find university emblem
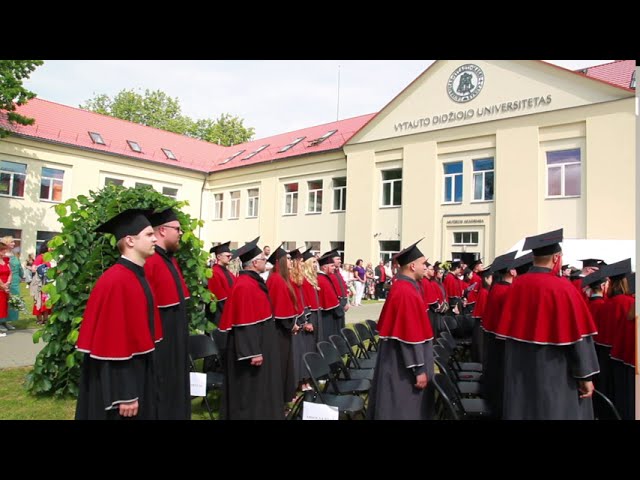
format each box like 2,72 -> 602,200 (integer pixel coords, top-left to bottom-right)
447,64 -> 485,103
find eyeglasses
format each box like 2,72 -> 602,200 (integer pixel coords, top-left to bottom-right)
163,225 -> 183,234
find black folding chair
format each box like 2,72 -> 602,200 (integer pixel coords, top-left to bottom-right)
188,334 -> 224,420
365,319 -> 379,337
434,355 -> 482,398
433,373 -> 461,420
342,327 -> 378,361
593,389 -> 621,420
317,341 -> 374,382
329,334 -> 376,370
438,334 -> 483,372
432,369 -> 492,419
354,322 -> 378,352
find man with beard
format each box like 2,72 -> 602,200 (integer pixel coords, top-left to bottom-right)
76,209 -> 162,420
145,207 -> 191,420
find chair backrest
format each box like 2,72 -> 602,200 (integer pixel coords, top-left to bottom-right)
593,389 -> 621,420
317,341 -> 350,379
436,337 -> 452,354
441,331 -> 458,351
354,323 -> 377,350
303,352 -> 332,401
329,334 -> 362,369
432,373 -> 461,420
210,328 -> 227,355
341,327 -> 369,358
188,334 -> 219,361
365,319 -> 378,335
433,343 -> 450,362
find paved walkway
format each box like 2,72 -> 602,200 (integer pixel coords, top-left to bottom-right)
0,302 -> 384,370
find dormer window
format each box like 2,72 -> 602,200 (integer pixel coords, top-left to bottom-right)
162,148 -> 177,160
88,131 -> 105,145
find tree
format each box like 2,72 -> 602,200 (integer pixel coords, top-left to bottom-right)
26,184 -> 216,397
81,88 -> 254,145
0,60 -> 44,138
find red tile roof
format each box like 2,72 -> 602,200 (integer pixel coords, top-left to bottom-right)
2,98 -> 373,173
579,60 -> 636,90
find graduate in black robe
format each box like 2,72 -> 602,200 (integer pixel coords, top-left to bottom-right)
75,209 -> 163,420
367,239 -> 435,420
218,237 -> 283,420
494,229 -> 600,420
145,208 -> 192,420
207,241 -> 236,326
317,250 -> 346,342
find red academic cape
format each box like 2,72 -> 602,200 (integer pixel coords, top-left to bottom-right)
301,278 -> 319,311
208,263 -> 236,302
378,276 -> 434,344
466,272 -> 482,304
77,261 -> 163,359
472,286 -> 489,319
587,296 -> 607,346
571,277 -> 589,303
218,271 -> 272,332
330,270 -> 348,298
607,294 -> 635,367
443,273 -> 462,301
420,277 -> 439,307
494,270 -> 597,344
481,282 -> 512,334
266,271 -> 299,319
144,249 -> 190,308
317,272 -> 340,310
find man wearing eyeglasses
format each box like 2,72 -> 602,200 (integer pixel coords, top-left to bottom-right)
144,207 -> 192,420
207,241 -> 237,326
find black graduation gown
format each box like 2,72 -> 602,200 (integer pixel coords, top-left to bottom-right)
220,271 -> 283,420
144,246 -> 191,420
75,258 -> 161,420
317,272 -> 345,342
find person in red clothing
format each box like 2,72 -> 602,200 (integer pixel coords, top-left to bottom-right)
374,260 -> 387,300
75,208 -> 162,420
144,207 -> 192,420
494,228 -> 599,420
0,241 -> 12,334
207,241 -> 236,326
31,241 -> 53,325
316,250 -> 346,342
367,238 -> 435,420
571,258 -> 603,303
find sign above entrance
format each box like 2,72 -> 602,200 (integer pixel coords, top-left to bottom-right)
447,64 -> 485,103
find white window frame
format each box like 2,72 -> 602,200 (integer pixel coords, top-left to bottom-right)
283,183 -> 298,216
40,167 -> 65,202
452,231 -> 479,246
443,162 -> 463,204
545,149 -> 581,199
332,177 -> 346,212
0,160 -> 27,198
380,169 -> 402,207
162,186 -> 179,199
229,191 -> 240,219
247,188 -> 259,218
471,158 -> 494,202
307,180 -> 323,214
213,193 -> 224,220
104,177 -> 125,187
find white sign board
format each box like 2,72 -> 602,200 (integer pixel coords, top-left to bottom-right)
302,401 -> 339,420
189,372 -> 207,397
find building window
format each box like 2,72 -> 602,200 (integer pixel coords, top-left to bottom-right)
443,162 -> 463,203
284,183 -> 298,215
213,193 -> 223,220
0,160 -> 27,198
36,230 -> 58,254
135,182 -> 153,189
104,177 -> 124,187
282,241 -> 297,252
40,167 -> 65,202
161,148 -> 177,160
127,140 -> 142,153
162,187 -> 178,199
247,188 -> 259,218
472,158 -> 494,202
453,232 -> 479,245
332,177 -> 346,211
279,136 -> 306,153
229,191 -> 240,219
330,241 -> 345,262
0,228 -> 21,251
381,169 -> 402,207
88,131 -> 105,145
307,180 -> 323,214
631,70 -> 636,89
305,241 -> 320,255
546,148 -> 581,197
379,240 -> 400,264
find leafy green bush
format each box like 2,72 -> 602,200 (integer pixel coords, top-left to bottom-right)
26,184 -> 215,397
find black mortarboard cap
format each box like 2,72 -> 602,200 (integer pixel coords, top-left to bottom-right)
604,258 -> 632,280
580,258 -> 603,268
468,257 -> 483,270
460,252 -> 476,266
267,243 -> 287,266
512,252 -> 533,275
480,265 -> 493,277
491,251 -> 518,273
147,207 -> 178,227
210,241 -> 231,255
433,261 -> 442,271
235,236 -> 262,264
94,208 -> 152,241
562,264 -> 570,270
289,246 -> 303,261
522,228 -> 563,256
582,268 -> 609,288
626,272 -> 635,294
393,238 -> 425,267
318,249 -> 338,266
302,247 -> 315,262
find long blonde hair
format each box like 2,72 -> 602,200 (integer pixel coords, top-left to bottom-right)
302,257 -> 319,290
290,258 -> 304,286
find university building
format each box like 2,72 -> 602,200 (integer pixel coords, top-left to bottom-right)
0,60 -> 636,265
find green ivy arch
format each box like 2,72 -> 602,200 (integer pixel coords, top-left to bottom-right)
27,184 -> 215,397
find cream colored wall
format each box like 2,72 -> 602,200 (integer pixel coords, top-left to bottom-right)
0,137 -> 204,256
203,153 -> 348,254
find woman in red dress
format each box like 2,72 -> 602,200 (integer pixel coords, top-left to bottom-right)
31,241 -> 53,324
0,241 -> 12,327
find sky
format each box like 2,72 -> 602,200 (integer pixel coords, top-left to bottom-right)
24,60 -> 614,140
